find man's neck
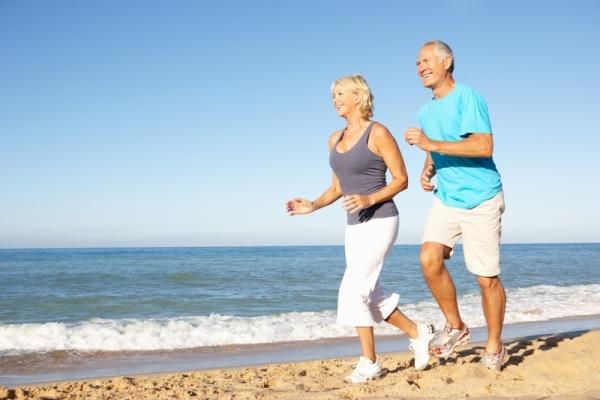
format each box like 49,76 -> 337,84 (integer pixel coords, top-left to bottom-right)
432,75 -> 456,99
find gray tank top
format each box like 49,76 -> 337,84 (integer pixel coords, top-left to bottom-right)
329,122 -> 399,225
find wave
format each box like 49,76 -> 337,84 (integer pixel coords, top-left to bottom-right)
1,284 -> 599,355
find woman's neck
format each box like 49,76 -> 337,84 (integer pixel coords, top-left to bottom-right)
344,115 -> 369,132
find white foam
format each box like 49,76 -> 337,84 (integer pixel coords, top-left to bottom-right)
1,284 -> 599,355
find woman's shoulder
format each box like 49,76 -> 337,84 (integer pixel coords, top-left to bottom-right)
328,129 -> 344,149
370,121 -> 392,139
329,129 -> 344,140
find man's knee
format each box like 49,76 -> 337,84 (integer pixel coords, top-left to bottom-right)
477,275 -> 502,291
420,243 -> 449,276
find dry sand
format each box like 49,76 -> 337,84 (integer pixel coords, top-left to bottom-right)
1,330 -> 599,400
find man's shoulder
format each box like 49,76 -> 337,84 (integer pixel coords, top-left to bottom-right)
455,82 -> 475,92
455,83 -> 487,102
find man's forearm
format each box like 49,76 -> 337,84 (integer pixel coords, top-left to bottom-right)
429,134 -> 493,158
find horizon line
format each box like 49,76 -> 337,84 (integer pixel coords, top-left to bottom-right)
1,241 -> 598,251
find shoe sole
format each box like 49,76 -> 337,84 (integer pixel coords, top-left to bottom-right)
414,360 -> 429,372
344,369 -> 388,384
430,331 -> 472,358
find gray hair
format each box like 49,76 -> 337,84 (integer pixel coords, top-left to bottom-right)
424,40 -> 455,73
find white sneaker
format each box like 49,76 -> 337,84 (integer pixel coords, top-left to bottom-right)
409,324 -> 435,371
480,345 -> 508,371
429,321 -> 471,358
344,356 -> 384,384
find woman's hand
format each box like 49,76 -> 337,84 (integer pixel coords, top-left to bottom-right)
285,198 -> 314,215
342,194 -> 373,214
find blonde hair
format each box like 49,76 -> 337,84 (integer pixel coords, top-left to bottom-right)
331,74 -> 374,119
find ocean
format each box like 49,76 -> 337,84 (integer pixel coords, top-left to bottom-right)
1,243 -> 599,383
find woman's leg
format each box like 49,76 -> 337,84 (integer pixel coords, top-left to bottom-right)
338,217 -> 400,327
385,308 -> 417,339
356,327 -> 376,361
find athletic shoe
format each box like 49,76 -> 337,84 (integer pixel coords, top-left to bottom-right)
480,345 -> 508,371
408,324 -> 436,371
429,321 -> 471,358
344,356 -> 384,384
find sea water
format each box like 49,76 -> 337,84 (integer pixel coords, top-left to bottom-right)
1,243 -> 599,355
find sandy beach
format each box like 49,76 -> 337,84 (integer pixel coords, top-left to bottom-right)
1,329 -> 599,400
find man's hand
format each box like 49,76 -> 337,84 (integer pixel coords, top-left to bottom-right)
404,127 -> 433,152
421,164 -> 436,192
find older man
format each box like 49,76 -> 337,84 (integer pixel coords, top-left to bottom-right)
405,40 -> 507,371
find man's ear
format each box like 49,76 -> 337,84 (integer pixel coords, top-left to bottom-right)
443,56 -> 453,72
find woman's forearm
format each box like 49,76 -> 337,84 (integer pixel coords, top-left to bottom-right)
366,176 -> 408,206
311,186 -> 343,211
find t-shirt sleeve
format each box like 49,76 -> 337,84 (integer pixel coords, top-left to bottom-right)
417,105 -> 426,130
459,89 -> 492,137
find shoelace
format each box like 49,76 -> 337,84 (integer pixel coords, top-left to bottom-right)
483,349 -> 503,363
433,327 -> 460,352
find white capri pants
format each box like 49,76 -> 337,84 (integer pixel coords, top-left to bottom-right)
337,215 -> 400,327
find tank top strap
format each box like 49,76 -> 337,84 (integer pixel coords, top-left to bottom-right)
335,128 -> 346,145
335,121 -> 375,150
360,121 -> 376,146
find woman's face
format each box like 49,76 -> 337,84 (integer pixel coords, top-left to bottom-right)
332,85 -> 358,117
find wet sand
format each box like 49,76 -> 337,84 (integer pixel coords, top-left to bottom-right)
1,328 -> 599,399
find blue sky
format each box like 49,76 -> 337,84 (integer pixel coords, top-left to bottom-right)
1,0 -> 599,248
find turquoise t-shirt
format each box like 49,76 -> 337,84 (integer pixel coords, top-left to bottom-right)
418,83 -> 502,209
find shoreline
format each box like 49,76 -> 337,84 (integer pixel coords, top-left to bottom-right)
1,326 -> 599,399
2,314 -> 600,388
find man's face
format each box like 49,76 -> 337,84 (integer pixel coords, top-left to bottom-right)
416,44 -> 449,89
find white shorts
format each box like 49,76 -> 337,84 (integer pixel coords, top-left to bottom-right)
422,192 -> 505,277
337,216 -> 400,327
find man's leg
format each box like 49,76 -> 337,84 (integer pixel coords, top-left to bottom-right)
461,193 -> 506,354
477,275 -> 506,353
420,242 -> 464,329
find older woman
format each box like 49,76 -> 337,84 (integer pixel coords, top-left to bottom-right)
286,75 -> 435,383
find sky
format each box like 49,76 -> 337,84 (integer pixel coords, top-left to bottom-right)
1,0 -> 599,248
